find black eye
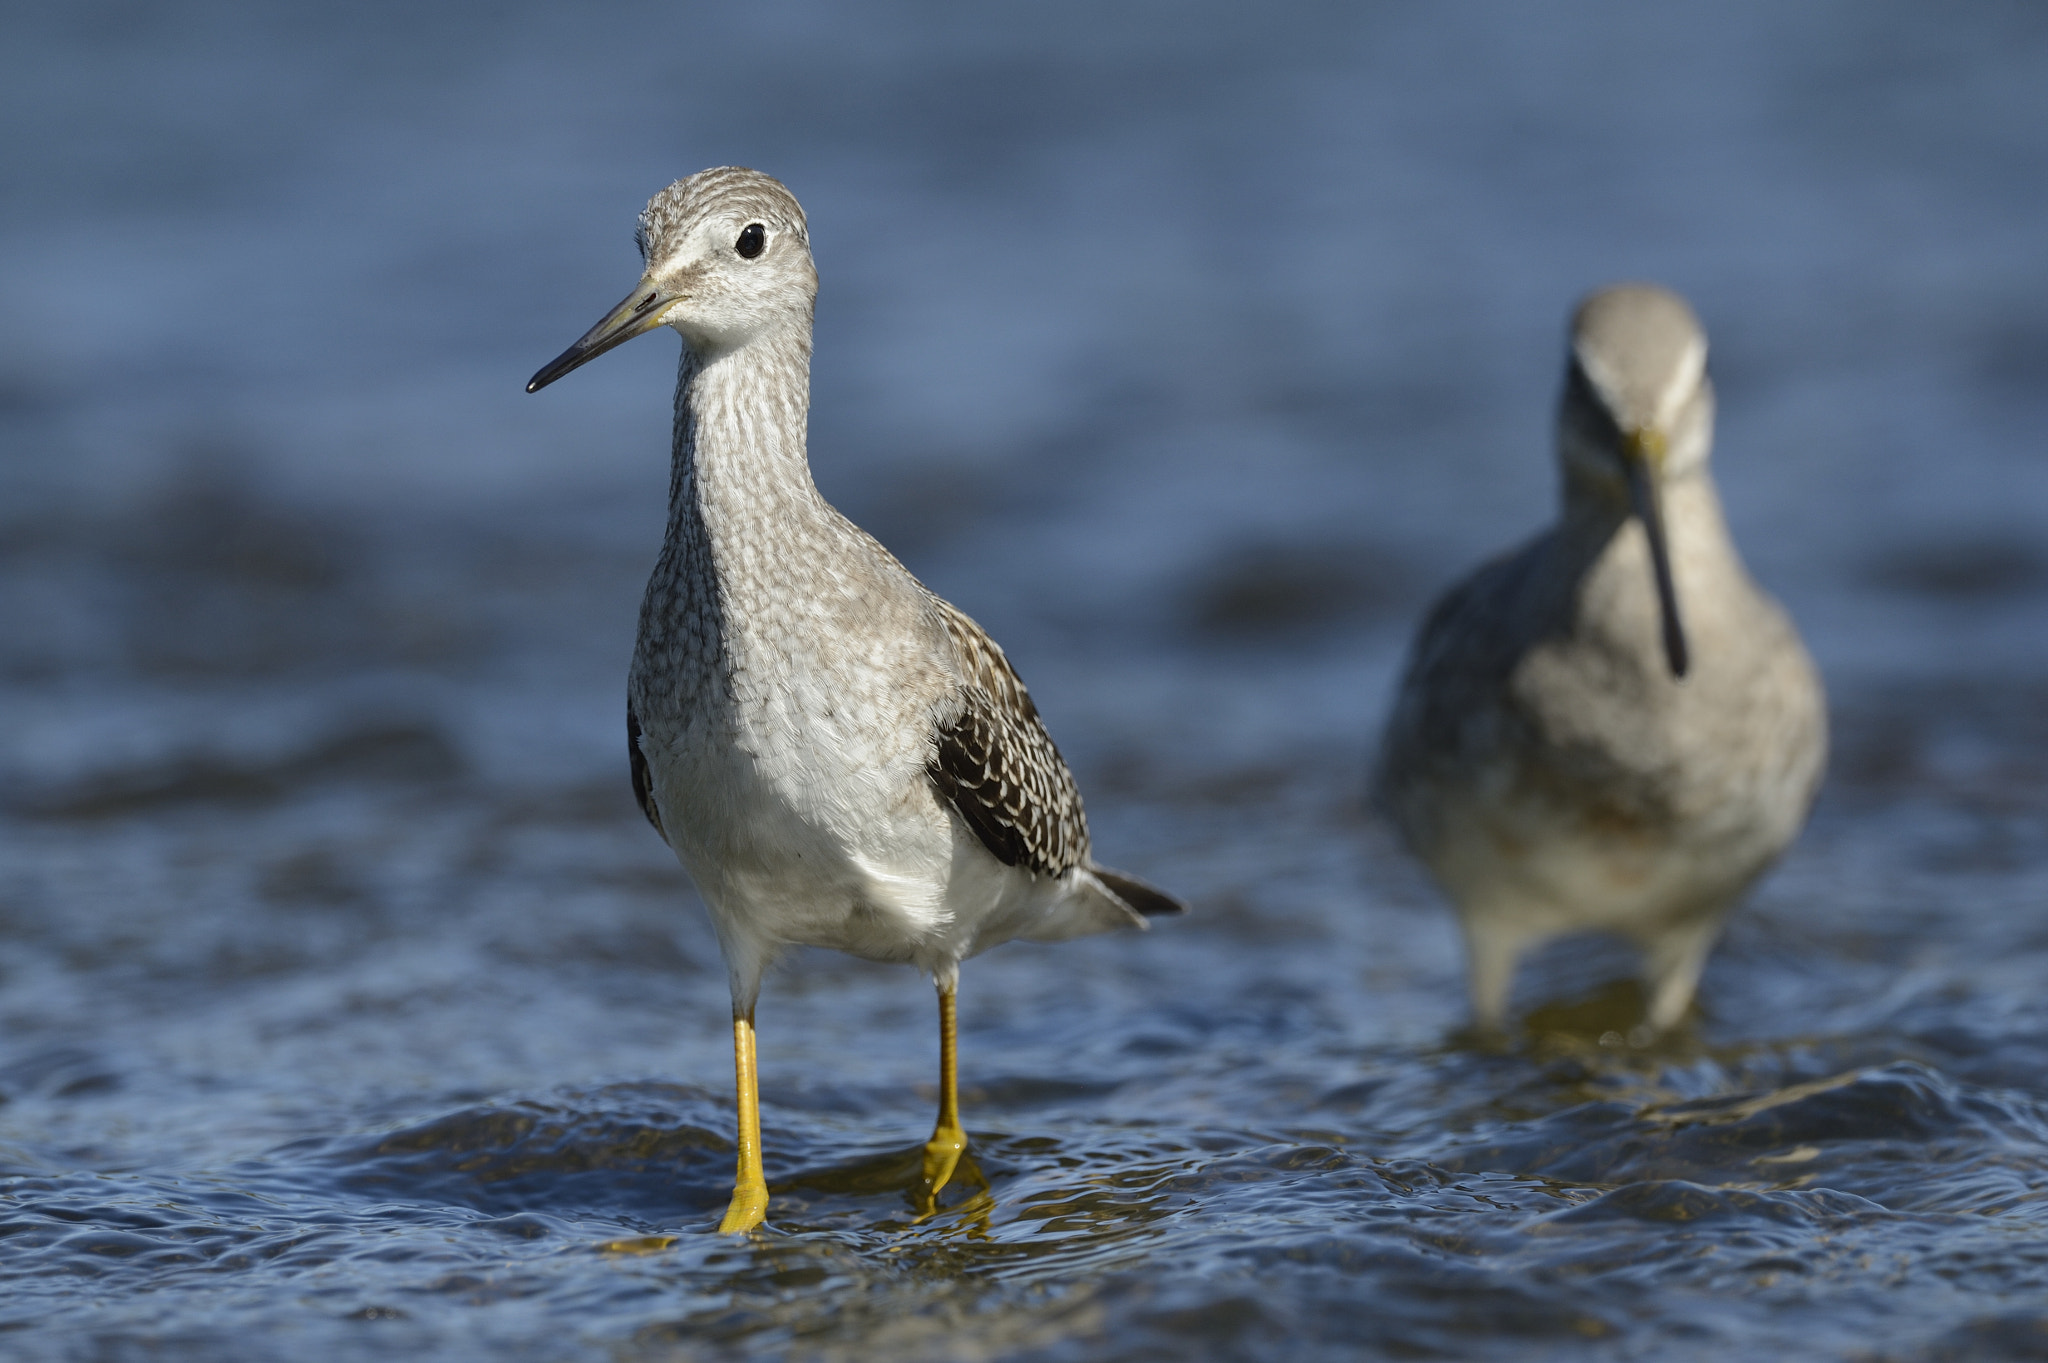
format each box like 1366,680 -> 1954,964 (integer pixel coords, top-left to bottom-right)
735,223 -> 766,259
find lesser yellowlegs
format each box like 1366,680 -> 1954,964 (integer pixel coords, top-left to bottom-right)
527,167 -> 1182,1232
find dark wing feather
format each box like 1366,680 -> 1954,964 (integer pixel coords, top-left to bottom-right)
926,602 -> 1090,877
627,700 -> 667,843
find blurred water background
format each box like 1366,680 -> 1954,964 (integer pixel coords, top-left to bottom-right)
3,2 -> 2048,1358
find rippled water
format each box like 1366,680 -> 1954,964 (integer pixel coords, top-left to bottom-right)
5,3 -> 2048,1359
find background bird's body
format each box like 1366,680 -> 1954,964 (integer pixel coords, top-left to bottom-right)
1376,285 -> 1826,1032
1380,475 -> 1825,1024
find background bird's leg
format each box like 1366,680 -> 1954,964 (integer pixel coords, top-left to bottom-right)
1643,916 -> 1720,1033
719,1008 -> 769,1234
916,974 -> 968,1213
1462,913 -> 1531,1036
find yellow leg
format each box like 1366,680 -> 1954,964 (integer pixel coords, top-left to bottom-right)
718,1011 -> 769,1234
915,982 -> 968,1214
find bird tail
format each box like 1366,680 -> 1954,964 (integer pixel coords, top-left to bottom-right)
1016,866 -> 1186,941
1090,866 -> 1187,919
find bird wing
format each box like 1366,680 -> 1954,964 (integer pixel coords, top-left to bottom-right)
1388,540 -> 1547,748
626,700 -> 667,843
1373,539 -> 1547,826
925,600 -> 1091,877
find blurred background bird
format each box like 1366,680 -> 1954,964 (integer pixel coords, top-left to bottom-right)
1375,284 -> 1827,1034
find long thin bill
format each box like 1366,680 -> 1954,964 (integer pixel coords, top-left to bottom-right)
1625,456 -> 1690,679
526,282 -> 673,393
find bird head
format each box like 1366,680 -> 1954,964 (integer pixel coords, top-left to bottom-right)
1556,284 -> 1714,678
527,167 -> 815,392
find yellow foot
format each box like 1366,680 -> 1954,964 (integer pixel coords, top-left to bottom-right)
717,1180 -> 769,1235
915,1125 -> 968,1215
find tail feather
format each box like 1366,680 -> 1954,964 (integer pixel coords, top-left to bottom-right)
1092,867 -> 1186,918
1016,867 -> 1186,943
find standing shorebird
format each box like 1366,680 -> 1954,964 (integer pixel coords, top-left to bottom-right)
526,168 -> 1182,1234
1374,284 -> 1825,1035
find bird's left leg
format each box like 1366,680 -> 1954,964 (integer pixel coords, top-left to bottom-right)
915,972 -> 968,1213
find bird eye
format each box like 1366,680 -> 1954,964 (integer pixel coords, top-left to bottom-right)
735,223 -> 766,259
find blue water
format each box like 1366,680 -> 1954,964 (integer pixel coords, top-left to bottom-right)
4,3 -> 2048,1358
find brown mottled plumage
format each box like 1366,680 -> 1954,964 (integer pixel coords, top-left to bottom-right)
927,600 -> 1089,878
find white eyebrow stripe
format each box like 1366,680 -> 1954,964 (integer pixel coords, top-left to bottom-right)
1653,336 -> 1707,425
1572,344 -> 1623,407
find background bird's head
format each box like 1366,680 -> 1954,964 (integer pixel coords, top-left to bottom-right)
1557,283 -> 1712,678
1557,283 -> 1715,497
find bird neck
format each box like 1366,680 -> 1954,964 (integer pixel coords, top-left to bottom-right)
1552,459 -> 1745,614
1557,462 -> 1724,546
667,325 -> 824,542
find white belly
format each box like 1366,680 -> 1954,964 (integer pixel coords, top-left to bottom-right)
640,685 -> 955,953
1415,766 -> 1798,946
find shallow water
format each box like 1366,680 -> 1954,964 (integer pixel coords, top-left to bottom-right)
5,4 -> 2048,1359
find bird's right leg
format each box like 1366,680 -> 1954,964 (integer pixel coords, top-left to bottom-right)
719,1008 -> 769,1234
1643,917 -> 1721,1033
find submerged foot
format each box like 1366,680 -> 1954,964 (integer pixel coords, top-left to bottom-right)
718,1179 -> 769,1235
914,1125 -> 968,1216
